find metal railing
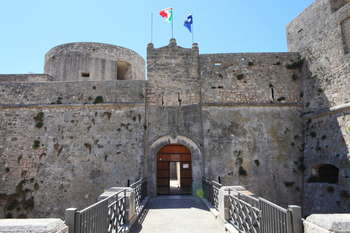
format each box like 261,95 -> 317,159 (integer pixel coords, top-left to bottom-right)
202,177 -> 222,210
260,198 -> 292,233
227,191 -> 261,233
130,178 -> 147,214
66,189 -> 128,233
227,190 -> 302,233
107,190 -> 128,233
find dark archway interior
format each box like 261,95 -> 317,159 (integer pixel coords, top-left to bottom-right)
116,61 -> 131,80
307,164 -> 339,184
157,144 -> 192,195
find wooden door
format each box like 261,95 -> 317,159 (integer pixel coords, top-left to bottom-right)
180,162 -> 192,194
157,160 -> 170,195
157,144 -> 192,195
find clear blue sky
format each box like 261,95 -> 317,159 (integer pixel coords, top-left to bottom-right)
0,0 -> 314,74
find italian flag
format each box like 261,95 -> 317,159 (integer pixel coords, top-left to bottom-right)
160,8 -> 173,23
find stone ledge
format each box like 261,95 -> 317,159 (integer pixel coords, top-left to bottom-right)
304,103 -> 350,119
202,102 -> 303,108
0,102 -> 145,110
304,214 -> 350,233
0,218 -> 68,233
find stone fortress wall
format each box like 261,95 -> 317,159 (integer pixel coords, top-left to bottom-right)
0,0 -> 349,219
145,40 -> 203,196
199,52 -> 304,207
287,0 -> 350,215
0,43 -> 146,218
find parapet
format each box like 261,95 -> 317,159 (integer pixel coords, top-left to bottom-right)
44,42 -> 145,81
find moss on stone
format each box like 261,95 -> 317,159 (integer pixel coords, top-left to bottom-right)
33,112 -> 44,128
32,140 -> 40,149
93,96 -> 104,104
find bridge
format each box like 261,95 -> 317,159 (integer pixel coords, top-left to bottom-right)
65,178 -> 303,233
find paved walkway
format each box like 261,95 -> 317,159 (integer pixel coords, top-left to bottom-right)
130,195 -> 226,233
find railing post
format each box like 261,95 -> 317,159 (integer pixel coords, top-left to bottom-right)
288,205 -> 302,233
224,193 -> 230,221
65,208 -> 77,233
125,187 -> 136,224
124,190 -> 128,224
209,181 -> 214,206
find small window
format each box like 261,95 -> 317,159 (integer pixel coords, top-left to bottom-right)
81,72 -> 90,78
307,164 -> 339,184
116,61 -> 131,80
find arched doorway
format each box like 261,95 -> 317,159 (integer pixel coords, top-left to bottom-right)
157,144 -> 192,195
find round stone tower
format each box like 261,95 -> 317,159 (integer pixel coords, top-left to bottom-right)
44,42 -> 145,81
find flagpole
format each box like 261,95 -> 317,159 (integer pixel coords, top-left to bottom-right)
151,12 -> 154,43
192,15 -> 194,43
171,9 -> 174,38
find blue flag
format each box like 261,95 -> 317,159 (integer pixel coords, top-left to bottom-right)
184,14 -> 193,32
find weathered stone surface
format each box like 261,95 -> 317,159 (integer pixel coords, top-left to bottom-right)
0,105 -> 145,218
2,0 -> 350,219
0,80 -> 146,105
0,218 -> 67,233
288,0 -> 350,111
288,0 -> 350,215
203,106 -> 304,207
45,42 -> 145,81
304,214 -> 350,233
0,74 -> 54,83
200,53 -> 302,104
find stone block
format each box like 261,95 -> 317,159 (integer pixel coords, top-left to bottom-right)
304,214 -> 350,233
0,219 -> 67,233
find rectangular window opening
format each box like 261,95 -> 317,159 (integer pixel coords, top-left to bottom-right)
81,72 -> 90,78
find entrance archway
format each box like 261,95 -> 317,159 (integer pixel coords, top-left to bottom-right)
147,135 -> 203,197
157,144 -> 192,195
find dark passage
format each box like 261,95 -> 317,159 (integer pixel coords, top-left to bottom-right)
157,144 -> 192,195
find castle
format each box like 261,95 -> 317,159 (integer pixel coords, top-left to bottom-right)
0,0 -> 349,219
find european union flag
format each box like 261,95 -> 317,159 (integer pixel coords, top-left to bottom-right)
184,14 -> 193,33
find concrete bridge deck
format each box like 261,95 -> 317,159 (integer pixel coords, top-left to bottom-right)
130,195 -> 226,233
